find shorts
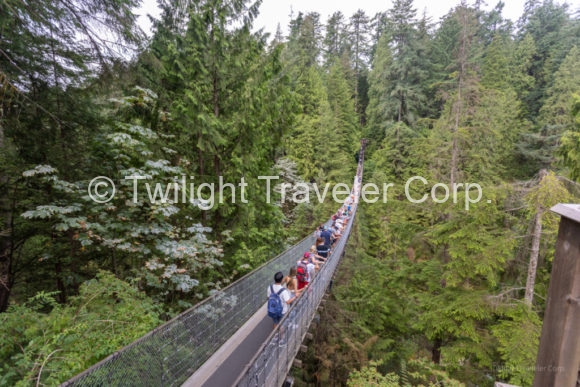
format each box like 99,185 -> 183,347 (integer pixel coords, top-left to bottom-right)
271,315 -> 282,324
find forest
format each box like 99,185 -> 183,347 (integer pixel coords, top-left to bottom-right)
1,0 -> 580,385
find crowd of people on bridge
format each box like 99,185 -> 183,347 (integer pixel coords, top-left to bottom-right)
267,184 -> 361,328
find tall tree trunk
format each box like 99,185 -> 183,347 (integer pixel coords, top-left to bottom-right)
398,91 -> 403,122
0,108 -> 14,313
55,255 -> 67,304
450,6 -> 471,189
524,208 -> 543,306
450,56 -> 463,189
432,337 -> 442,364
0,195 -> 13,312
525,169 -> 548,306
198,138 -> 206,223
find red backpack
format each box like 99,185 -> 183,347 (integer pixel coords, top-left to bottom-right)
296,261 -> 309,289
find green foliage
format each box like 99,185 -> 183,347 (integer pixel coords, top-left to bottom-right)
385,0 -> 429,125
518,0 -> 577,117
538,45 -> 580,127
491,304 -> 541,386
365,32 -> 394,145
559,95 -> 580,180
347,361 -> 400,387
20,88 -> 225,306
509,34 -> 537,108
481,34 -> 511,90
0,271 -> 160,385
323,12 -> 349,68
526,171 -> 572,219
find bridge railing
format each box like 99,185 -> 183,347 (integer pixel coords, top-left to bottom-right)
233,146 -> 364,387
63,228 -> 318,386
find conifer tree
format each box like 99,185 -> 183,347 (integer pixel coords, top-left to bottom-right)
287,12 -> 323,68
384,0 -> 428,125
538,45 -> 580,127
518,45 -> 580,173
427,4 -> 482,187
518,0 -> 575,117
509,33 -> 537,111
366,33 -> 394,146
559,96 -> 580,181
0,0 -> 144,313
348,10 -> 371,123
481,34 -> 511,90
323,12 -> 348,68
523,170 -> 570,306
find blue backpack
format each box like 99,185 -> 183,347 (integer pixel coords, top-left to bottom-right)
267,284 -> 285,319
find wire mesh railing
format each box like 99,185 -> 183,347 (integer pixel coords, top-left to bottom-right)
62,233 -> 317,386
233,143 -> 365,387
62,142 -> 366,387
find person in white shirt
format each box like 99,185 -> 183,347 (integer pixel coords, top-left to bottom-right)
267,271 -> 297,327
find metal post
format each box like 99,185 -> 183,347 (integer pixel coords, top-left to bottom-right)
533,203 -> 580,387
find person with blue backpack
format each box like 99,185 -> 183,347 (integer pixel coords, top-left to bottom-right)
267,271 -> 298,328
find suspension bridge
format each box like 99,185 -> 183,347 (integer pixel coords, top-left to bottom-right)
61,143 -> 366,387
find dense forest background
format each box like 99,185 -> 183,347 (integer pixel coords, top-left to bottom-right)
1,0 -> 580,385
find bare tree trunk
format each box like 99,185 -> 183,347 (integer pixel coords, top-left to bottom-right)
0,201 -> 13,312
450,48 -> 464,189
525,169 -> 548,306
524,208 -> 543,306
0,106 -> 14,312
0,185 -> 15,312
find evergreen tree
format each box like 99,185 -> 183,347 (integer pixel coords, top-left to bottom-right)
518,0 -> 575,118
523,170 -> 570,306
287,12 -> 324,68
368,11 -> 389,62
348,10 -> 371,123
478,1 -> 513,45
325,62 -> 361,180
538,45 -> 580,127
509,33 -> 537,110
0,0 -> 143,313
481,34 -> 511,90
384,0 -> 428,125
366,33 -> 394,146
518,45 -> 580,173
428,4 -> 482,187
559,95 -> 580,180
323,12 -> 348,68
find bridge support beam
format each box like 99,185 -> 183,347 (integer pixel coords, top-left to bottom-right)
533,204 -> 580,386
